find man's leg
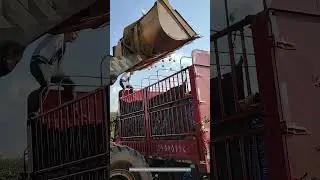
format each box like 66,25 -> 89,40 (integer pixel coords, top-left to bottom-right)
29,61 -> 50,115
30,61 -> 50,88
119,79 -> 125,90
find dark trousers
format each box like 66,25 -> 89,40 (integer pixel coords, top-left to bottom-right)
30,60 -> 74,91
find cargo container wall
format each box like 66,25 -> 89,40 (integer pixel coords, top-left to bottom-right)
252,9 -> 320,179
211,7 -> 320,180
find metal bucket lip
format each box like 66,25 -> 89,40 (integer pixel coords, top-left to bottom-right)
137,0 -> 198,41
115,0 -> 200,72
127,0 -> 199,71
127,39 -> 197,72
156,0 -> 198,41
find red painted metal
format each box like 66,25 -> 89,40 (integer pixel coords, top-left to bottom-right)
118,50 -> 210,174
28,87 -> 108,179
211,6 -> 320,180
41,89 -> 104,129
265,9 -> 320,179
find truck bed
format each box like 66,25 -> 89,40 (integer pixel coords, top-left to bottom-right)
118,50 -> 210,174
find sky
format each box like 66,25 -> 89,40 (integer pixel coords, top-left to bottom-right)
109,0 -> 210,112
0,0 -> 266,158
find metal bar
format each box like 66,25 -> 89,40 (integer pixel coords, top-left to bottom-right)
120,136 -> 146,139
71,103 -> 76,161
38,88 -> 104,116
93,93 -> 98,154
147,66 -> 191,88
51,113 -> 57,166
213,39 -> 226,121
79,101 -> 83,158
211,15 -> 255,40
65,106 -> 70,162
170,106 -> 176,134
47,166 -> 106,180
240,28 -> 252,96
239,137 -> 248,180
32,151 -> 106,173
226,21 -> 240,114
45,115 -> 51,167
225,140 -> 233,180
57,110 -> 62,164
168,76 -> 173,102
211,64 -> 256,68
211,51 -> 255,56
100,54 -> 108,86
151,132 -> 195,137
148,96 -> 192,110
86,97 -> 90,156
252,137 -> 261,180
176,73 -> 181,100
211,29 -> 253,38
212,128 -> 264,142
164,78 -> 169,105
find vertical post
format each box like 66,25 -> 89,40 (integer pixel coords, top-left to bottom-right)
213,39 -> 225,121
224,0 -> 239,113
100,54 -> 107,86
102,86 -> 110,178
240,28 -> 252,96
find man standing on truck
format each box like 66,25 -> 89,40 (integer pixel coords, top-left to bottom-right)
119,71 -> 134,93
27,32 -> 78,117
29,32 -> 78,98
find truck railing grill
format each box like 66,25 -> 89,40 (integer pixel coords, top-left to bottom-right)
120,114 -> 145,138
117,50 -> 210,173
28,86 -> 109,179
149,100 -> 194,136
211,15 -> 267,180
118,67 -> 195,139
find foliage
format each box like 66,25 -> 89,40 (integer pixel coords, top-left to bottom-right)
0,158 -> 24,180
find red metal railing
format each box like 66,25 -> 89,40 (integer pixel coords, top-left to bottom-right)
28,86 -> 109,179
147,68 -> 194,137
118,50 -> 210,173
211,14 -> 271,180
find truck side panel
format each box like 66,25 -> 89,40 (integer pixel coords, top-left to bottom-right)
118,50 -> 211,174
28,87 -> 109,179
270,10 -> 320,179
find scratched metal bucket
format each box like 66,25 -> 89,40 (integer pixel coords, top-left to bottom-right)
113,0 -> 199,71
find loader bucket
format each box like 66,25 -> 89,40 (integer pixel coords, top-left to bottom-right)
113,0 -> 199,72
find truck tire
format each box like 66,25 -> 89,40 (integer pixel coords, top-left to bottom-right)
110,143 -> 152,180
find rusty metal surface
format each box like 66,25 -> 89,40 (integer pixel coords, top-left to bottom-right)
268,9 -> 320,179
267,0 -> 320,15
211,8 -> 320,180
250,11 -> 289,180
113,0 -> 199,72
